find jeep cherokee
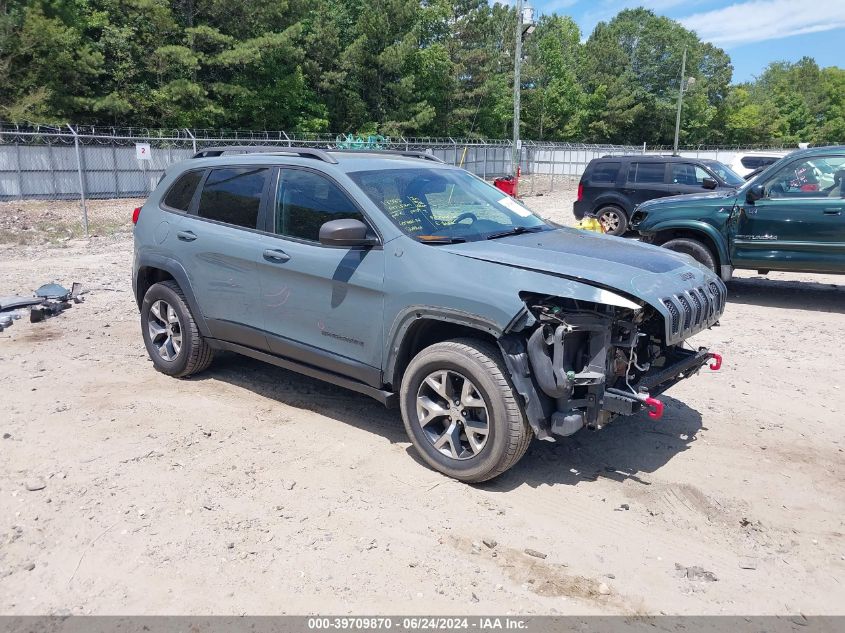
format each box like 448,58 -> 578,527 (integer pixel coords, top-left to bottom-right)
133,146 -> 725,482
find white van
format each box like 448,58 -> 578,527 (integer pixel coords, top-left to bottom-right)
729,150 -> 790,177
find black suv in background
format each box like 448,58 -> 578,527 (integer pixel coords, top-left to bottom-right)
572,155 -> 744,235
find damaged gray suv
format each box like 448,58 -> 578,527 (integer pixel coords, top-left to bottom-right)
133,146 -> 725,482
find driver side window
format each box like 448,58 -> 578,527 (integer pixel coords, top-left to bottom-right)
764,156 -> 845,199
275,169 -> 365,242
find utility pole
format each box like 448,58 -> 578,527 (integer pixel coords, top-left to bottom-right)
673,46 -> 688,156
512,0 -> 524,195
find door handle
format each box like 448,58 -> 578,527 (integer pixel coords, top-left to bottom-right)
823,208 -> 842,216
176,230 -> 197,242
263,248 -> 290,263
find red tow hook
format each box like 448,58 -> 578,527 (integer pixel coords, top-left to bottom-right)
635,393 -> 664,420
708,353 -> 723,371
645,397 -> 664,420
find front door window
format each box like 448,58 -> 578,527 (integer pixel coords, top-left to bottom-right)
764,156 -> 845,198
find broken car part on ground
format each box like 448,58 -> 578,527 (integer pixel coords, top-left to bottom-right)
0,282 -> 83,332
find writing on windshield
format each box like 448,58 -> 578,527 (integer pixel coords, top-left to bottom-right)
349,168 -> 547,243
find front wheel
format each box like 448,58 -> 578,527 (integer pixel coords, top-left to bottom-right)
662,238 -> 717,273
399,338 -> 533,483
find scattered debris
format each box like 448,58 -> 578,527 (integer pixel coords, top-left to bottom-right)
738,557 -> 758,570
25,478 -> 47,492
675,562 -> 718,582
0,281 -> 83,331
524,548 -> 547,559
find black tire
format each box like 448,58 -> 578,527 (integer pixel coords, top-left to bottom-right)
141,280 -> 213,378
662,238 -> 717,272
596,205 -> 628,236
399,338 -> 533,483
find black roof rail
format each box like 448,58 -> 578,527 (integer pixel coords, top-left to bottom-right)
600,153 -> 683,159
192,145 -> 338,164
327,148 -> 446,163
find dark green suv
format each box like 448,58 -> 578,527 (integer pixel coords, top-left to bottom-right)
632,146 -> 845,281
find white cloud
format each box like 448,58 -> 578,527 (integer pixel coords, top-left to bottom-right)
681,0 -> 845,47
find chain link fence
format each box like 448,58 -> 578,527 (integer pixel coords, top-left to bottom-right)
0,122 -> 808,237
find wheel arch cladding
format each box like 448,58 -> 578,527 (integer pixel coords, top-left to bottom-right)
135,254 -> 211,338
386,308 -> 502,391
651,221 -> 728,268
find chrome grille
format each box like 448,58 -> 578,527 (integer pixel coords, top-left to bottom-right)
662,299 -> 680,333
660,280 -> 725,343
689,291 -> 702,323
708,281 -> 724,312
677,295 -> 692,330
696,287 -> 712,319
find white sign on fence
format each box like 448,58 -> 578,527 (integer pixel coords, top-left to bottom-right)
135,143 -> 151,160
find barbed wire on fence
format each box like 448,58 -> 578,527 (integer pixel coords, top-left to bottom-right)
1,120 -> 840,237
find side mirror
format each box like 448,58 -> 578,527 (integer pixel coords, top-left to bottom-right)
746,184 -> 765,203
318,218 -> 377,247
702,177 -> 718,190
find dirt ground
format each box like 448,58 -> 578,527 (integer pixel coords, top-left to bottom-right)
0,190 -> 843,616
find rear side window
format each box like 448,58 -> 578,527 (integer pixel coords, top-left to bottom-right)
670,163 -> 709,185
163,170 -> 203,211
741,156 -> 778,170
275,169 -> 364,242
196,167 -> 269,229
590,162 -> 620,183
627,162 -> 665,184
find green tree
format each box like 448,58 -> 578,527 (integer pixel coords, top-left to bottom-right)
521,14 -> 584,140
581,8 -> 732,145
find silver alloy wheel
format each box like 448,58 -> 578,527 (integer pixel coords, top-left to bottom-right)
147,299 -> 183,361
599,209 -> 621,233
416,369 -> 490,460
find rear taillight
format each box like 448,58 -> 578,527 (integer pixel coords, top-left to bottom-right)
577,182 -> 584,201
132,207 -> 141,224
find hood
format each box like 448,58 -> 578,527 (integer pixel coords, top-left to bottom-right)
441,227 -> 717,308
638,189 -> 737,211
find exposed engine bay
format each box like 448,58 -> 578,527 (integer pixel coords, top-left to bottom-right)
498,293 -> 721,441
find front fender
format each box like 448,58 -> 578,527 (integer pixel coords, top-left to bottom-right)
641,219 -> 731,270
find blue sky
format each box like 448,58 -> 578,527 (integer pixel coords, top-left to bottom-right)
529,0 -> 845,82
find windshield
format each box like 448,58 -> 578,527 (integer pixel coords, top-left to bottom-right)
348,168 -> 549,243
703,160 -> 744,186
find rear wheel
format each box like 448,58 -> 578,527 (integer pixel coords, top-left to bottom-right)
141,281 -> 213,378
596,205 -> 628,236
400,338 -> 532,483
662,238 -> 717,272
